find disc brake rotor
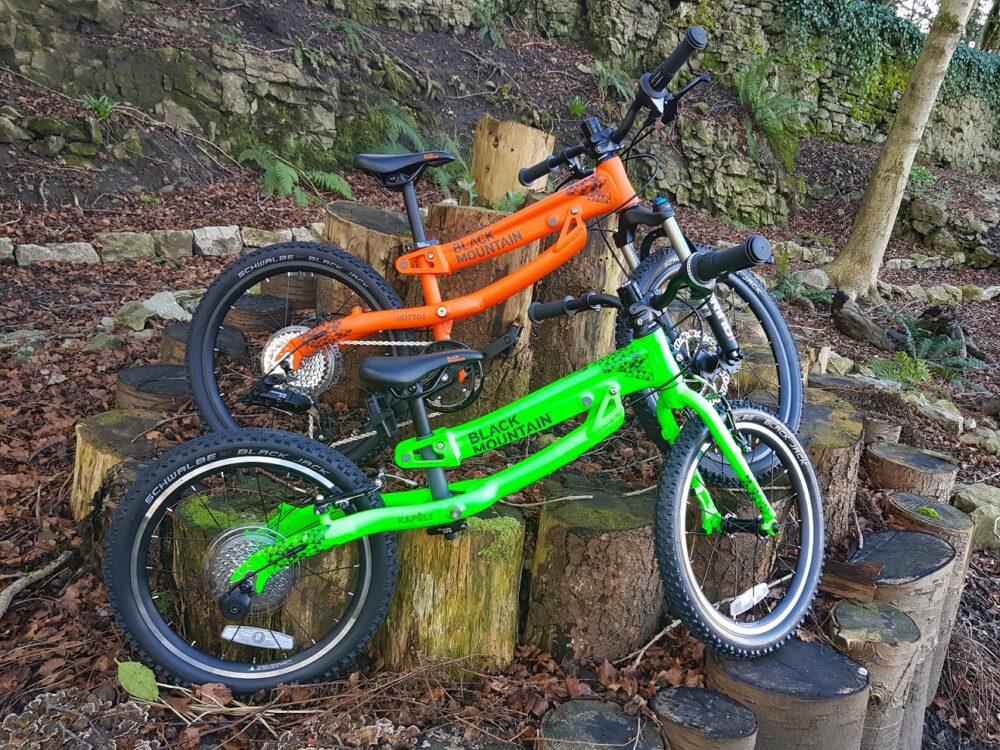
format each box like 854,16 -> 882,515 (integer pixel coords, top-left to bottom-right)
673,330 -> 731,396
203,525 -> 298,615
261,325 -> 342,396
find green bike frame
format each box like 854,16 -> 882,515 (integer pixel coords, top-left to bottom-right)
234,326 -> 778,594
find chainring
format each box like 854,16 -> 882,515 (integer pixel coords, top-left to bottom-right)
260,325 -> 342,396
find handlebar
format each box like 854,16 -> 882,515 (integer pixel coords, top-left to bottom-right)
518,145 -> 587,187
528,292 -> 622,323
648,26 -> 708,91
687,235 -> 773,287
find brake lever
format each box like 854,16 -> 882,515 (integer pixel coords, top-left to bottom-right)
658,74 -> 711,127
567,155 -> 594,179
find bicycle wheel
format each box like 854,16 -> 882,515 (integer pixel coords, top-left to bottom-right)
617,242 -> 802,478
103,428 -> 397,691
654,404 -> 823,656
187,242 -> 414,465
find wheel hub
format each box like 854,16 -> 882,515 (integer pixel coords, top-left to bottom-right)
204,525 -> 298,616
261,325 -> 342,396
673,330 -> 731,396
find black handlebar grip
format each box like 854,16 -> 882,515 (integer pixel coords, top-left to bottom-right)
518,157 -> 556,187
687,235 -> 772,287
648,26 -> 708,91
528,296 -> 574,324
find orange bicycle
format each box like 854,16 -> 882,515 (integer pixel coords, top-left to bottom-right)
186,27 -> 802,468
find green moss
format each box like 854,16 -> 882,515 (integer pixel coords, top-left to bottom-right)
917,505 -> 942,519
470,509 -> 524,562
175,495 -> 254,530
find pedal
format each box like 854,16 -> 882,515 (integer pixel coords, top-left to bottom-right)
427,518 -> 468,540
244,387 -> 314,413
364,392 -> 399,441
481,320 -> 523,362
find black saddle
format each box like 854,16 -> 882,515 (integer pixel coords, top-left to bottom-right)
359,349 -> 483,390
353,151 -> 454,191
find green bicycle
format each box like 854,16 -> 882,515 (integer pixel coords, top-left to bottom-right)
103,238 -> 824,691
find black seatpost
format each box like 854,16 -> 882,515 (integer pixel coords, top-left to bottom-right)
401,182 -> 427,244
409,396 -> 450,500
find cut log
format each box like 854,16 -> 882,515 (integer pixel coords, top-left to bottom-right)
222,294 -> 290,334
71,410 -> 161,521
371,506 -> 525,672
706,637 -> 870,750
799,388 -> 864,545
523,482 -> 663,662
469,115 -> 556,202
260,272 -> 318,312
324,200 -> 411,281
848,529 -> 956,750
538,699 -> 663,750
158,322 -> 246,365
883,493 -> 974,708
861,415 -> 901,445
863,443 -> 958,497
650,686 -> 757,750
115,364 -> 191,412
827,599 -> 921,750
817,559 -> 882,601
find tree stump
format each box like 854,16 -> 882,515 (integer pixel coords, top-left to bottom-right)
158,322 -> 246,365
649,686 -> 758,750
799,388 -> 864,545
324,200 -> 411,281
538,699 -> 663,750
71,410 -> 161,521
883,493 -> 974,707
222,294 -> 290,334
705,637 -> 870,750
417,203 -> 541,417
371,506 -> 525,672
861,415 -> 901,445
523,485 -> 663,662
863,443 -> 958,497
827,600 -> 921,750
115,364 -> 191,412
260,272 -> 318,312
848,529 -> 956,750
470,115 -> 556,202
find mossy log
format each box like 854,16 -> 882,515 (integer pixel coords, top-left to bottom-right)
649,686 -> 757,750
371,506 -> 525,672
523,487 -> 662,662
848,529 -> 956,750
79,458 -> 149,563
538,699 -> 663,750
259,272 -> 318,312
861,415 -> 902,445
863,443 -> 958,498
115,364 -> 191,412
469,115 -> 556,201
799,388 -> 864,545
883,493 -> 974,708
71,410 -> 161,521
222,294 -> 290,334
159,322 -> 247,365
827,599 -> 921,750
323,200 -> 411,282
705,637 -> 870,750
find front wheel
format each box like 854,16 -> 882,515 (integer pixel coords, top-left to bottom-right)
654,405 -> 824,656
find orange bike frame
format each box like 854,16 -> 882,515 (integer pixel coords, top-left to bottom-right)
279,157 -> 639,368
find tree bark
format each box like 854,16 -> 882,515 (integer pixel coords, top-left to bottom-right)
469,115 -> 555,204
115,364 -> 191,412
863,443 -> 959,497
705,638 -> 871,750
824,0 -> 978,299
861,415 -> 902,445
650,686 -> 758,750
978,0 -> 999,50
323,200 -> 412,284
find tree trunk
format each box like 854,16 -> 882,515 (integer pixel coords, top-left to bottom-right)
159,322 -> 246,366
469,115 -> 556,203
523,483 -> 663,662
371,506 -> 525,673
115,364 -> 191,412
978,0 -> 999,50
259,273 -> 318,312
828,600 -> 921,750
863,443 -> 959,497
71,410 -> 161,521
883,493 -> 974,708
861,415 -> 902,445
848,529 -> 957,750
705,637 -> 871,750
223,294 -> 290,334
323,200 -> 412,283
824,0 -> 978,299
650,686 -> 758,750
799,388 -> 864,546
539,699 -> 663,750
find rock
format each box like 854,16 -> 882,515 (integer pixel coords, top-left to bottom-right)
0,330 -> 45,351
0,237 -> 13,263
28,135 -> 66,156
539,699 -> 663,750
111,129 -> 143,162
143,291 -> 193,322
827,353 -> 855,376
15,242 -> 100,266
929,228 -> 961,254
795,267 -> 830,290
900,392 -> 965,434
150,229 -> 193,258
925,285 -> 963,305
172,289 -> 205,315
0,115 -> 31,143
83,332 -> 126,353
831,292 -> 893,351
290,223 -> 325,242
114,301 -> 154,332
909,198 -> 947,228
240,227 -> 293,248
961,285 -> 984,302
193,225 -> 242,256
960,428 -> 1000,455
96,231 -> 156,262
983,286 -> 1000,301
952,485 -> 1000,551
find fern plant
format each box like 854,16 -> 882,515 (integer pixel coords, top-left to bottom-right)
83,93 -> 118,122
491,190 -> 526,213
592,60 -> 633,101
291,36 -> 335,73
733,56 -> 810,172
867,352 -> 932,389
878,313 -> 988,385
239,144 -> 353,205
317,18 -> 366,54
566,95 -> 587,119
769,252 -> 833,310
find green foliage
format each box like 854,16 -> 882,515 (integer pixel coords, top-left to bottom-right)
592,60 -> 633,101
733,56 -> 809,172
218,29 -> 242,48
117,661 -> 159,702
565,95 -> 587,119
291,36 -> 335,72
82,93 -> 118,122
906,165 -> 936,197
491,190 -> 527,213
867,351 -> 932,388
782,0 -> 1000,110
769,252 -> 833,309
239,143 -> 353,205
428,131 -> 474,200
317,18 -> 366,54
879,313 -> 989,383
472,1 -> 506,47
